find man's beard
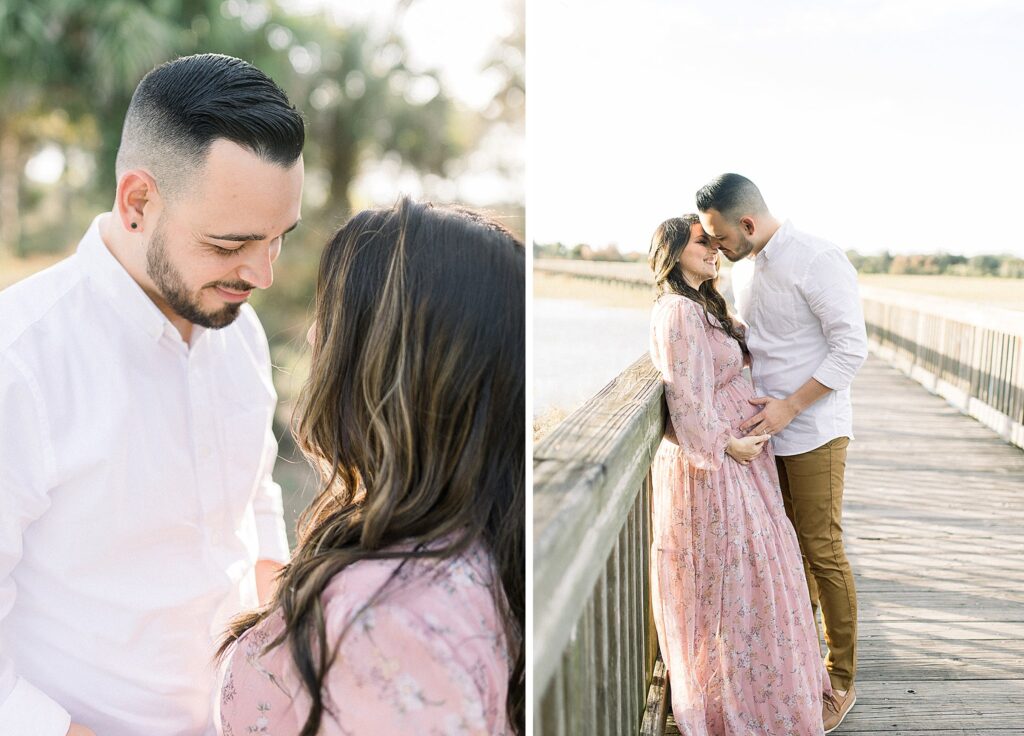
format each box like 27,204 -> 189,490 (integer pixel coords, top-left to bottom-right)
146,225 -> 247,330
722,232 -> 757,262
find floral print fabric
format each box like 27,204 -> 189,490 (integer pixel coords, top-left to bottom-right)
216,545 -> 511,735
649,295 -> 829,735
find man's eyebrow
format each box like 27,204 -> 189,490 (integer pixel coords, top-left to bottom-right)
205,220 -> 301,242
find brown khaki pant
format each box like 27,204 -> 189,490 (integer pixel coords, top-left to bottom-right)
776,436 -> 857,690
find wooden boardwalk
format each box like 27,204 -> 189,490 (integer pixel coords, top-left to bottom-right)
666,355 -> 1024,734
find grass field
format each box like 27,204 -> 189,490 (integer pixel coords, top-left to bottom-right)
534,258 -> 654,282
858,274 -> 1023,310
534,271 -> 656,310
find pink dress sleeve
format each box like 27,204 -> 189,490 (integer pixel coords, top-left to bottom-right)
656,299 -> 732,471
318,600 -> 506,735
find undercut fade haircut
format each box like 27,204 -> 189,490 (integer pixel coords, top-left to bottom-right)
695,173 -> 769,221
115,53 -> 305,201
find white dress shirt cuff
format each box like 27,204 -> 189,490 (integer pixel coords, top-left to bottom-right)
0,677 -> 71,736
255,510 -> 291,564
812,363 -> 851,392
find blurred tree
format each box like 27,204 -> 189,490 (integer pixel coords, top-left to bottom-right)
999,258 -> 1024,278
0,0 -> 61,254
0,0 -> 179,254
482,0 -> 524,124
591,244 -> 623,262
571,243 -> 592,260
296,19 -> 459,214
969,254 -> 1001,276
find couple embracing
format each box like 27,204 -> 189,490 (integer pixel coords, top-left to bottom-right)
648,174 -> 868,735
0,54 -> 524,735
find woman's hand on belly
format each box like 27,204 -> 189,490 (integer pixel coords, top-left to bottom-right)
726,433 -> 771,465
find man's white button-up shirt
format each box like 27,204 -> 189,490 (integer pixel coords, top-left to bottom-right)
730,220 -> 868,456
0,215 -> 290,735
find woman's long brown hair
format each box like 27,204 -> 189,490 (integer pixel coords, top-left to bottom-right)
648,213 -> 747,352
219,197 -> 525,734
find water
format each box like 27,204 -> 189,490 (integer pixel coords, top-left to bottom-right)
533,298 -> 651,416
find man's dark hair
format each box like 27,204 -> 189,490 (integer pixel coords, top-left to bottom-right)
116,53 -> 304,200
695,173 -> 769,220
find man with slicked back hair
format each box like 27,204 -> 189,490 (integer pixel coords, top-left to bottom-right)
0,54 -> 305,736
697,173 -> 868,734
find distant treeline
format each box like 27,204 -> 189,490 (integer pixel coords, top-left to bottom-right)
533,242 -> 1024,278
845,252 -> 1024,278
533,243 -> 646,263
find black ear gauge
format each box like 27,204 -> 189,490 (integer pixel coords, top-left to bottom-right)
131,223 -> 138,229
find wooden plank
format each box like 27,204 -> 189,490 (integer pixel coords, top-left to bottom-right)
639,655 -> 670,736
608,543 -> 625,734
665,682 -> 1024,733
595,567 -> 611,736
538,660 -> 567,736
643,478 -> 659,681
828,679 -> 1024,730
856,638 -> 1024,680
853,593 -> 1024,623
619,512 -> 633,733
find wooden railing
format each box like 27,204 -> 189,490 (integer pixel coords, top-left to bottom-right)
860,285 -> 1024,449
533,354 -> 666,735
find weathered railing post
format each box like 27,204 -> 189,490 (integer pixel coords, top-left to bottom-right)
533,354 -> 667,735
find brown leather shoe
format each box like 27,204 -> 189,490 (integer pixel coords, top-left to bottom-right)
823,684 -> 856,733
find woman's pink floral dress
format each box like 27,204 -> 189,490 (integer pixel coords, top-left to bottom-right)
216,545 -> 511,735
649,294 -> 829,735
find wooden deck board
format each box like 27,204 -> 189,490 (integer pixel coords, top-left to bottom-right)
665,355 -> 1024,735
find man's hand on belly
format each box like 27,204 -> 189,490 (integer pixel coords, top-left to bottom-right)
741,377 -> 832,435
741,396 -> 798,436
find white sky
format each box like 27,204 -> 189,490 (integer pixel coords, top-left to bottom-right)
278,0 -> 522,208
528,0 -> 1024,256
281,0 -> 516,109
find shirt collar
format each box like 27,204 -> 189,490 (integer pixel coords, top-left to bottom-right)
758,219 -> 793,261
77,214 -> 174,342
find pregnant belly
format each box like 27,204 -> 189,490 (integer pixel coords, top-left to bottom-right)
717,376 -> 761,431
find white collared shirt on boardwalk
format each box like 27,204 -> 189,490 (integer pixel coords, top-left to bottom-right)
0,215 -> 290,736
730,219 -> 868,456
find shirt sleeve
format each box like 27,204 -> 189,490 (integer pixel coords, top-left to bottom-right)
801,249 -> 869,391
243,307 -> 290,564
251,423 -> 290,564
319,603 -> 501,735
656,300 -> 732,471
0,354 -> 72,735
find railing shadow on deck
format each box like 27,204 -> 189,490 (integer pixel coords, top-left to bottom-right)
533,354 -> 668,735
